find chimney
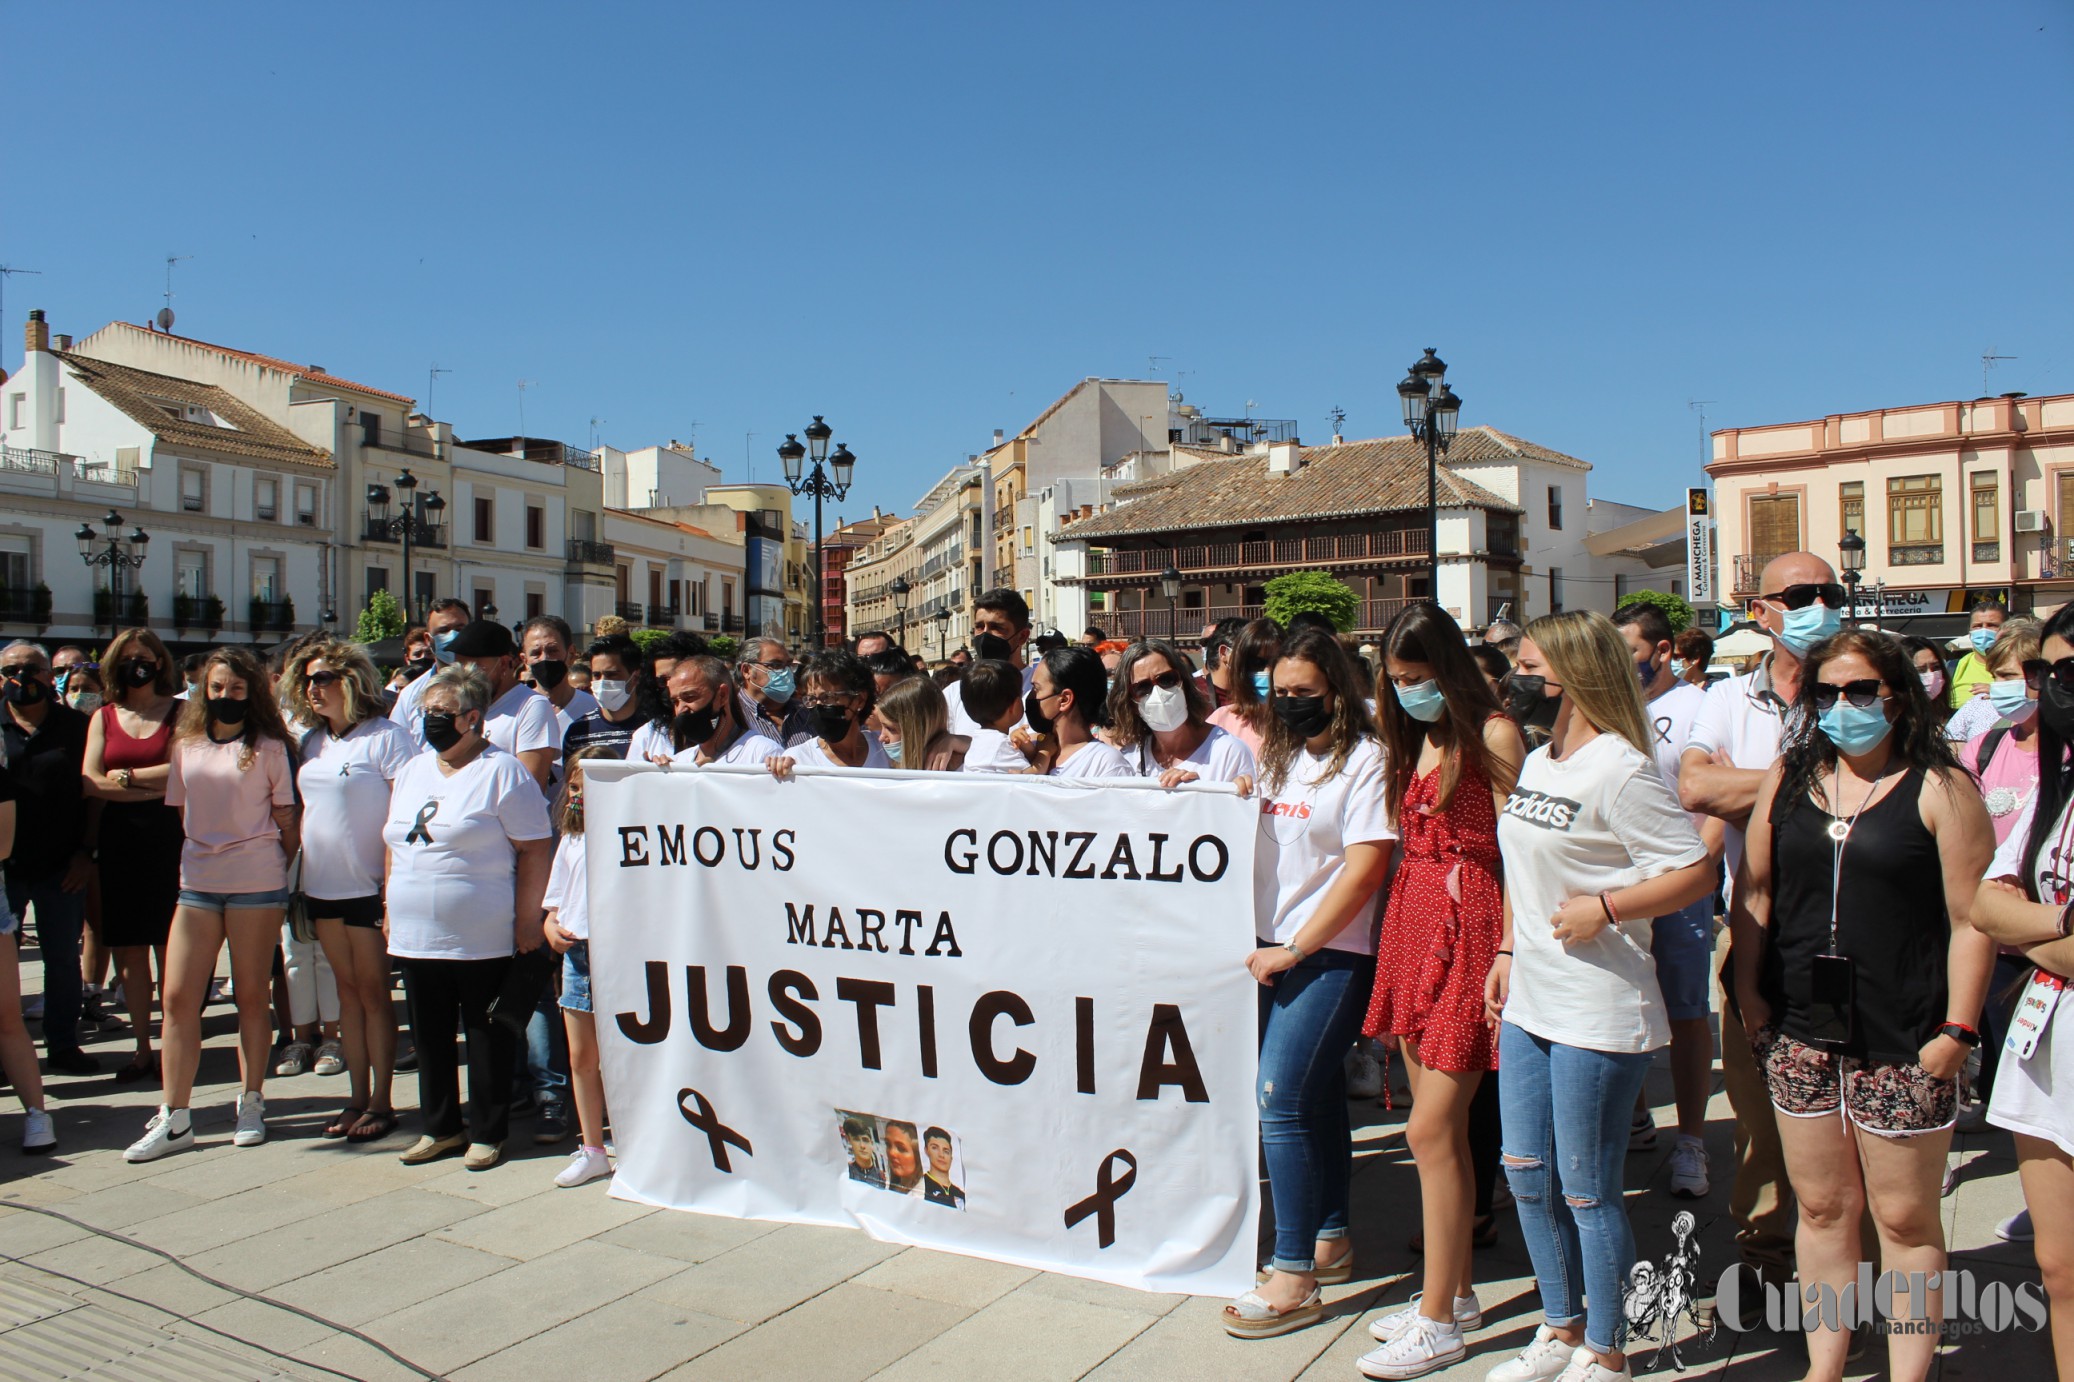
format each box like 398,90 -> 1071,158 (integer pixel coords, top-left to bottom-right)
24,309 -> 48,356
1267,440 -> 1302,476
52,334 -> 72,352
993,429 -> 1005,448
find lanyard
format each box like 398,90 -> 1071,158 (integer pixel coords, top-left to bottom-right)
1825,766 -> 1890,954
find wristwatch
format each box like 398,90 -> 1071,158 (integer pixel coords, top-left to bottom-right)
1283,941 -> 1308,963
1938,1022 -> 1982,1048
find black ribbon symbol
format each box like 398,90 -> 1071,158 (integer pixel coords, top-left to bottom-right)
1063,1148 -> 1137,1249
677,1087 -> 753,1173
403,800 -> 438,845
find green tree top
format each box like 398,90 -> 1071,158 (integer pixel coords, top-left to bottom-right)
1613,589 -> 1694,634
1263,570 -> 1359,633
354,589 -> 405,643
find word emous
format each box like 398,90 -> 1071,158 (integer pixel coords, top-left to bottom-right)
618,824 -> 795,871
615,963 -> 1209,1101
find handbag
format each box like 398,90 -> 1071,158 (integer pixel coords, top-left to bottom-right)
284,852 -> 313,944
488,945 -> 558,1037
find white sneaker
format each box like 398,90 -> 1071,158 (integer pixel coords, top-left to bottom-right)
553,1147 -> 612,1188
1554,1344 -> 1630,1382
312,1039 -> 346,1077
1371,1291 -> 1484,1341
1997,1208 -> 2035,1242
124,1107 -> 193,1162
21,1107 -> 55,1154
233,1092 -> 266,1147
1668,1137 -> 1709,1198
1346,1043 -> 1385,1100
273,1041 -> 311,1077
1358,1313 -> 1466,1379
1487,1325 -> 1576,1382
1627,1109 -> 1657,1151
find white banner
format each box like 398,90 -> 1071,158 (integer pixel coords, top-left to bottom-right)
584,762 -> 1262,1296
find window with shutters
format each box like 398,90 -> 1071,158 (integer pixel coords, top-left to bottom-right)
1887,474 -> 1943,565
1747,493 -> 1801,566
526,504 -> 545,550
1973,471 -> 2000,561
1839,481 -> 1864,540
255,477 -> 278,522
473,496 -> 493,543
2058,472 -> 2074,542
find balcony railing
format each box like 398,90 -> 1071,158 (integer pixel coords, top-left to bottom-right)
1890,543 -> 1943,567
250,598 -> 295,632
0,446 -> 138,488
93,590 -> 149,630
1103,598 -> 1411,641
0,586 -> 50,626
361,429 -> 440,459
647,604 -> 680,627
362,513 -> 449,549
703,611 -> 719,630
722,612 -> 743,633
614,600 -> 644,623
566,538 -> 616,565
1732,553 -> 1764,593
172,593 -> 224,633
1081,529 -> 1428,580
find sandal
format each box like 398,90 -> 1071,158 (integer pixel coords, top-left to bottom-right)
347,1110 -> 400,1144
114,1052 -> 158,1084
1409,1214 -> 1499,1255
324,1106 -> 367,1139
1223,1285 -> 1324,1339
1258,1248 -> 1355,1287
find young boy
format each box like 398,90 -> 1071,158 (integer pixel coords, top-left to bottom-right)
959,660 -> 1035,773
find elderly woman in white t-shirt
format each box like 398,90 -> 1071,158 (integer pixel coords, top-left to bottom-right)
1483,612 -> 1714,1382
1106,638 -> 1256,788
382,664 -> 553,1172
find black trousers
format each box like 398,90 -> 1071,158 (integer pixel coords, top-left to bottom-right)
399,955 -> 515,1145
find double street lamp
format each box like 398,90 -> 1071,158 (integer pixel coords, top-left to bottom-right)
77,510 -> 149,633
777,418 -> 857,648
1396,348 -> 1464,602
890,574 -> 912,651
366,468 -> 447,620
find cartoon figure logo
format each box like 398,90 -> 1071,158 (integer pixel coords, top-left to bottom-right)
1621,1210 -> 1715,1371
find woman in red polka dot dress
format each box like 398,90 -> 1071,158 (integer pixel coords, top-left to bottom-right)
1356,604 -> 1525,1380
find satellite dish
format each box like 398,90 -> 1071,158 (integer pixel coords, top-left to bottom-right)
155,307 -> 175,331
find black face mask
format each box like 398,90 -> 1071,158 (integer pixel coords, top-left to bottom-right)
422,711 -> 468,752
672,706 -> 721,750
2041,676 -> 2074,743
206,696 -> 250,727
2,675 -> 46,706
1023,689 -> 1055,738
530,659 -> 567,692
120,658 -> 158,689
1504,673 -> 1561,731
403,655 -> 434,680
972,631 -> 1015,663
810,704 -> 854,742
1271,694 -> 1333,739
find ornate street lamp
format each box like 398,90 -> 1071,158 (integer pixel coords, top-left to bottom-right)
1398,348 -> 1463,602
366,468 -> 446,619
1839,528 -> 1867,628
778,416 -> 857,647
77,510 -> 149,635
891,574 -> 911,652
935,605 -> 952,662
1160,563 -> 1182,641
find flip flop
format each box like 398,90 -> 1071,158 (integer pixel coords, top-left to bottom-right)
1222,1286 -> 1324,1339
347,1110 -> 400,1144
324,1106 -> 367,1139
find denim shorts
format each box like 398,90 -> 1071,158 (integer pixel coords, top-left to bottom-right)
1649,897 -> 1716,1023
0,904 -> 15,937
560,940 -> 592,1014
177,887 -> 293,913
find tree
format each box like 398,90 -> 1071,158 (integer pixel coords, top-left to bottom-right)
1613,589 -> 1694,635
707,634 -> 739,660
355,589 -> 406,644
628,628 -> 670,656
1263,570 -> 1359,633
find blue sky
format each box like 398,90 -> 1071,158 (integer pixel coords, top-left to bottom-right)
6,2 -> 2068,520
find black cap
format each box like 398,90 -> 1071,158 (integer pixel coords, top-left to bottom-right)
449,620 -> 517,658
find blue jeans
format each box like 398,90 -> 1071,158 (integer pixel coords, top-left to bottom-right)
8,874 -> 85,1056
1258,950 -> 1374,1273
524,983 -> 570,1105
1499,1021 -> 1654,1355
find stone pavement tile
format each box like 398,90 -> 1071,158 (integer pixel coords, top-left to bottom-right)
655,1282 -> 969,1382
883,1286 -> 1163,1380
187,1186 -> 492,1293
853,1247 -> 1039,1310
7,1152 -> 164,1195
432,1178 -> 655,1260
139,1142 -> 316,1201
593,1207 -> 778,1264
267,1236 -> 523,1328
290,1332 -> 430,1382
19,1223 -> 169,1285
77,1260 -> 243,1325
1080,1294 -> 1348,1382
1011,1266 -> 1189,1318
416,1159 -> 575,1208
268,1152 -> 450,1208
120,1186 -> 337,1258
450,1292 -> 745,1382
0,1200 -> 94,1255
35,1178 -> 207,1232
360,1239 -> 689,1375
636,1221 -> 904,1325
0,1170 -> 83,1204
172,1293 -> 340,1356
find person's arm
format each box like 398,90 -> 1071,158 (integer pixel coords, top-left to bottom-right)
1729,765 -> 1784,1032
513,836 -> 552,953
517,747 -> 554,790
1917,769 -> 1999,1078
1246,838 -> 1397,983
1483,714 -> 1526,806
1549,856 -> 1717,943
81,711 -> 153,801
270,741 -> 300,862
1483,889 -> 1516,1027
0,799 -> 18,860
1677,746 -> 1766,824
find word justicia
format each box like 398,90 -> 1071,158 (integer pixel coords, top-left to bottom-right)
1714,1262 -> 2048,1336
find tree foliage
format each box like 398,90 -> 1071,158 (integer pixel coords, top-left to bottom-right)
1263,570 -> 1359,633
355,589 -> 406,643
1613,589 -> 1695,634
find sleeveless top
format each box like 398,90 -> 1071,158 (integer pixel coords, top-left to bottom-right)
101,701 -> 174,772
1761,767 -> 1948,1062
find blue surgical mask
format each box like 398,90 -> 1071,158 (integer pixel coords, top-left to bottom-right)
1251,670 -> 1270,697
883,737 -> 904,765
431,630 -> 460,666
1988,679 -> 2037,723
763,667 -> 796,704
1970,628 -> 1999,657
1636,656 -> 1656,688
1775,602 -> 1842,656
1394,678 -> 1447,723
1670,659 -> 1688,679
1817,700 -> 1893,755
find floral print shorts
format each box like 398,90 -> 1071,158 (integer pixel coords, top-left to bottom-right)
1751,1025 -> 1956,1135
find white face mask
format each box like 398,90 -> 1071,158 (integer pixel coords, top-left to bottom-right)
592,679 -> 631,713
1138,683 -> 1189,734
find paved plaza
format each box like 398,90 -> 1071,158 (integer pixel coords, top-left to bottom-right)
0,940 -> 2053,1382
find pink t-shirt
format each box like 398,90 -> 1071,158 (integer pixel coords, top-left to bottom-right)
1207,705 -> 1265,760
167,735 -> 296,893
1969,723 -> 2042,847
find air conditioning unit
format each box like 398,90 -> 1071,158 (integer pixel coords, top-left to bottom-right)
2016,509 -> 2049,533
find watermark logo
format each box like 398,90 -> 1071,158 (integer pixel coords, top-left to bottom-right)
1715,1260 -> 2048,1338
1621,1211 -> 1716,1371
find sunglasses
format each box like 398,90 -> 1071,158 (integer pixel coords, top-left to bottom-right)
1810,679 -> 1886,710
1756,583 -> 1847,611
0,664 -> 40,679
2022,658 -> 2074,694
306,670 -> 344,688
1128,670 -> 1184,699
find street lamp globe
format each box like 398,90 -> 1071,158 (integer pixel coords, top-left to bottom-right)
830,443 -> 856,493
395,468 -> 419,495
891,575 -> 911,611
1397,372 -> 1430,428
777,434 -> 807,484
1838,528 -> 1866,574
1411,348 -> 1447,386
803,415 -> 833,465
1430,384 -> 1463,443
1160,565 -> 1182,601
424,491 -> 447,516
73,524 -> 95,560
366,481 -> 390,509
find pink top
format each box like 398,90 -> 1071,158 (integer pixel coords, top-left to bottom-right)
1969,724 -> 2043,847
1206,705 -> 1264,760
166,735 -> 296,892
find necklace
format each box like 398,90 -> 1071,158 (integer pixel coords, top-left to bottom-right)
1824,765 -> 1885,842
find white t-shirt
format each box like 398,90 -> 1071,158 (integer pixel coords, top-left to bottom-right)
786,733 -> 893,770
1125,724 -> 1256,784
483,684 -> 562,761
389,667 -> 438,751
673,731 -> 781,768
1496,731 -> 1708,1054
543,831 -> 590,941
1946,694 -> 2002,744
297,718 -> 417,901
627,719 -> 673,764
1252,738 -> 1396,956
944,666 -> 1035,738
382,746 -> 554,961
1643,681 -> 1707,798
1684,657 -> 1794,881
961,728 -> 1030,774
550,688 -> 600,737
1985,796 -> 2074,1155
1050,740 -> 1134,779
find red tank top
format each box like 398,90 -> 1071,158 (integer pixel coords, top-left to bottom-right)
100,702 -> 174,772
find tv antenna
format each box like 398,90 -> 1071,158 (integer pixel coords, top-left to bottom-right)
0,264 -> 42,352
1687,399 -> 1714,465
160,254 -> 191,331
516,380 -> 536,442
745,430 -> 757,482
588,416 -> 607,450
1146,354 -> 1170,378
426,363 -> 450,416
1983,347 -> 2017,395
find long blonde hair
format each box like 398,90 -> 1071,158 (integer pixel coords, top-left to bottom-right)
280,636 -> 385,730
1522,610 -> 1654,755
876,676 -> 952,770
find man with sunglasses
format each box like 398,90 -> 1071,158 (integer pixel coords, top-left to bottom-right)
1679,549 -> 1843,1294
735,637 -> 814,747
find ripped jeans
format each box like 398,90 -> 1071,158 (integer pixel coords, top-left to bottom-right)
1257,950 -> 1375,1273
1498,1021 -> 1653,1354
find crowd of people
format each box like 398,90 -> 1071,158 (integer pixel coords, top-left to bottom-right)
0,570 -> 2068,1382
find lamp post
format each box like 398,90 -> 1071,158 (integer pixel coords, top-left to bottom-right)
1839,528 -> 1867,628
777,417 -> 857,648
891,574 -> 911,652
77,510 -> 149,635
935,606 -> 951,662
366,468 -> 446,620
1160,563 -> 1182,641
1396,348 -> 1464,603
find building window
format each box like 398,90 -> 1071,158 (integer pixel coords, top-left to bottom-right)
296,484 -> 317,527
0,538 -> 30,591
525,504 -> 545,550
6,393 -> 22,429
1550,567 -> 1564,613
1747,492 -> 1803,576
255,477 -> 278,522
473,495 -> 493,543
181,467 -> 206,513
366,567 -> 389,600
252,556 -> 280,602
526,592 -> 544,620
1839,480 -> 1864,540
1547,485 -> 1563,531
1887,474 -> 1943,564
473,588 -> 494,620
176,550 -> 208,599
722,579 -> 735,612
361,413 -> 382,449
1972,472 -> 1998,543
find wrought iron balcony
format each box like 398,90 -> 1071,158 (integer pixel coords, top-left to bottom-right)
703,612 -> 719,630
0,586 -> 50,626
647,604 -> 680,627
250,598 -> 295,632
93,589 -> 148,629
1080,529 -> 1427,581
614,601 -> 644,623
172,593 -> 224,633
363,513 -> 449,549
566,538 -> 615,565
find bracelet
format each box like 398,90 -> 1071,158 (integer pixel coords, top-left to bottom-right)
1494,949 -> 1513,957
1598,892 -> 1620,925
1941,1019 -> 1979,1037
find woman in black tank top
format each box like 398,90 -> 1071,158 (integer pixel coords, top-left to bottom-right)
1731,630 -> 1994,1382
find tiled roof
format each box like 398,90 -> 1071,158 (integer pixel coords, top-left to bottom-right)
1055,431 -> 1553,542
100,322 -> 417,405
58,353 -> 335,470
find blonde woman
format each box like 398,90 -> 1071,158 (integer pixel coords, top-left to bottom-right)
281,637 -> 418,1144
875,676 -> 967,771
1482,611 -> 1714,1382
